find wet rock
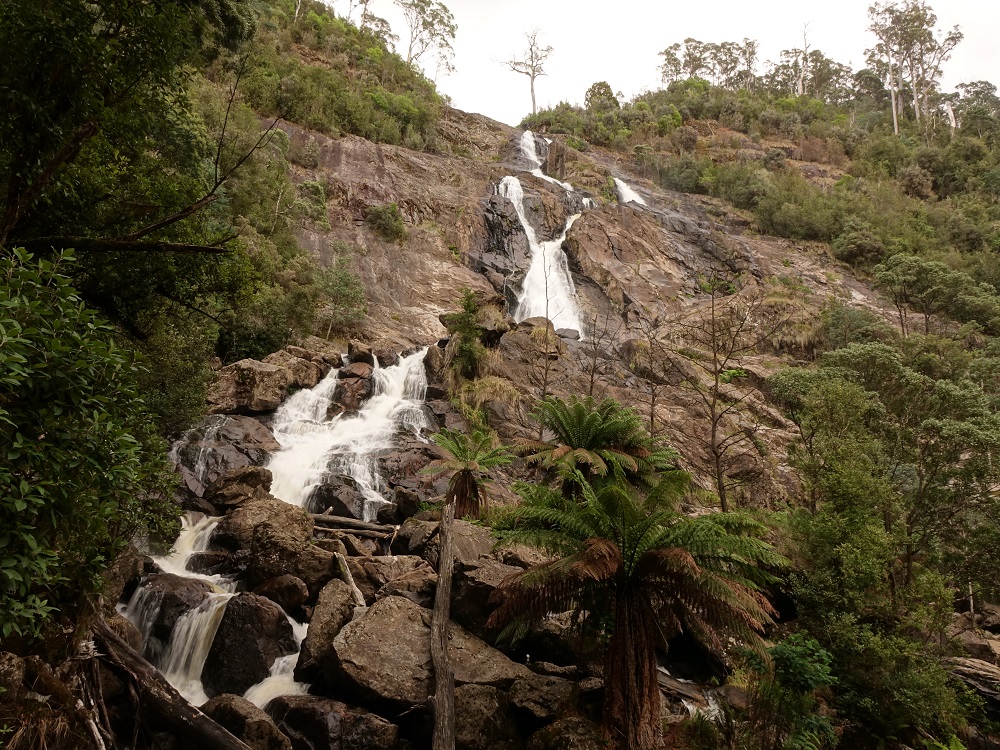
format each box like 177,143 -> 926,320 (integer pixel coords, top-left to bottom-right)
332,370 -> 374,413
202,593 -> 297,698
212,495 -> 312,553
187,551 -> 235,577
127,574 -> 214,652
329,595 -> 531,712
201,694 -> 292,750
307,474 -> 367,519
348,340 -> 374,366
451,558 -> 522,641
508,674 -> 577,726
525,717 -> 605,750
423,345 -> 446,381
172,416 -> 280,499
345,556 -> 436,606
374,486 -> 424,525
455,684 -> 523,750
253,575 -> 309,618
263,350 -> 323,390
207,359 -> 289,415
391,517 -> 494,569
376,432 -> 443,501
106,612 -> 144,653
246,520 -> 337,600
205,466 -> 274,510
266,695 -> 399,750
294,579 -> 357,685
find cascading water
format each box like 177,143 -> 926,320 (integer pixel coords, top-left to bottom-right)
267,349 -> 432,521
123,349 -> 434,711
614,177 -> 647,206
519,130 -> 574,191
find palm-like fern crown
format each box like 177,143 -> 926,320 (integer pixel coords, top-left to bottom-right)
423,428 -> 512,518
490,473 -> 783,652
518,396 -> 676,482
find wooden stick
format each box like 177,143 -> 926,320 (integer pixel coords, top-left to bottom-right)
430,501 -> 456,750
310,513 -> 395,533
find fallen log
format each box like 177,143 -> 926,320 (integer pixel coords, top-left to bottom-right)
310,513 -> 394,533
313,526 -> 389,540
92,619 -> 253,750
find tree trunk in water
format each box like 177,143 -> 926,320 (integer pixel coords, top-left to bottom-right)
92,619 -> 253,750
603,597 -> 659,750
431,501 -> 456,750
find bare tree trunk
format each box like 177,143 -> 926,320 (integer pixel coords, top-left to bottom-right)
431,501 -> 456,750
887,52 -> 900,135
530,76 -> 537,115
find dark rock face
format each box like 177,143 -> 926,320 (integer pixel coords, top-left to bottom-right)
127,574 -> 214,656
172,415 -> 280,499
348,340 -> 374,366
478,194 -> 532,279
201,694 -> 293,750
205,466 -> 274,510
202,593 -> 297,698
345,555 -> 437,607
253,575 -> 309,618
525,717 -> 606,750
455,684 -> 523,750
207,359 -> 289,415
391,517 -> 495,569
508,674 -> 578,726
187,550 -> 235,577
328,596 -> 531,712
451,558 -> 522,642
307,474 -> 367,519
376,431 -> 444,502
266,695 -> 399,750
332,365 -> 374,413
294,579 -> 357,685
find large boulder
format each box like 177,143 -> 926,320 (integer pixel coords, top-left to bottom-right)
391,517 -> 495,569
263,350 -> 323,390
201,694 -> 292,750
526,717 -> 606,750
172,416 -> 280,499
202,593 -> 298,698
246,522 -> 337,599
329,596 -> 531,713
455,684 -> 523,750
207,359 -> 289,415
451,558 -> 522,642
294,579 -> 357,684
205,466 -> 274,510
266,695 -> 399,750
212,495 -> 312,552
347,340 -> 374,366
332,364 -> 374,413
376,432 -> 443,501
307,474 -> 368,518
508,674 -> 578,726
345,556 -> 437,606
124,574 -> 214,658
253,575 -> 309,618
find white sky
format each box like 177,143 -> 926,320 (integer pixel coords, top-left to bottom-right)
343,0 -> 999,126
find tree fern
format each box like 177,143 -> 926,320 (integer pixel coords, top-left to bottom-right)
423,428 -> 511,519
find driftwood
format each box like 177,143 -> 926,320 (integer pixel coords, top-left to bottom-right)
313,525 -> 389,540
430,501 -> 456,749
310,513 -> 394,533
92,619 -> 253,750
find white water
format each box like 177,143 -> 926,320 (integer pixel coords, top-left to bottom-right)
159,592 -> 234,705
267,350 -> 431,521
499,176 -> 584,333
519,130 -> 574,191
614,177 -> 647,206
244,619 -> 309,708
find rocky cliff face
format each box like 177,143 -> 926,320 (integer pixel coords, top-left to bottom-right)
280,105 -> 895,503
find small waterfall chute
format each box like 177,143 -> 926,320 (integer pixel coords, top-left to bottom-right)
614,177 -> 647,206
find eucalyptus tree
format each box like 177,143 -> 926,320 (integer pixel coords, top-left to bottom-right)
503,29 -> 554,115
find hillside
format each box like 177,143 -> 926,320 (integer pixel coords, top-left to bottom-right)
3,2 -> 1000,750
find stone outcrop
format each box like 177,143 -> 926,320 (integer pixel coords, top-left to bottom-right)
451,558 -> 522,642
345,555 -> 437,606
294,579 -> 357,684
201,694 -> 293,750
207,359 -> 289,415
266,695 -> 399,750
525,717 -> 606,750
263,350 -> 324,390
328,595 -> 531,712
455,684 -> 523,750
390,517 -> 495,569
253,574 -> 310,618
307,474 -> 368,518
202,593 -> 297,698
172,416 -> 280,499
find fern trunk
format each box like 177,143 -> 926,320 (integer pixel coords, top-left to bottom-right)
603,595 -> 660,750
431,501 -> 456,750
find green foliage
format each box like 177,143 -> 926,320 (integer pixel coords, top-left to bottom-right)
443,288 -> 487,380
517,395 -> 678,492
0,251 -> 178,639
422,428 -> 511,518
317,250 -> 367,336
365,203 -> 407,242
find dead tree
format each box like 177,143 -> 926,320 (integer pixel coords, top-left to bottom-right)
502,30 -> 553,115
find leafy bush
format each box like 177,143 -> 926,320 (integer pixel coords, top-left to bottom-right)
0,251 -> 178,639
365,202 -> 406,242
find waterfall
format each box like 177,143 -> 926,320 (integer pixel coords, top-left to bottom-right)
499,176 -> 584,333
159,593 -> 233,705
267,349 -> 431,522
614,177 -> 647,206
243,619 -> 309,709
519,130 -> 574,191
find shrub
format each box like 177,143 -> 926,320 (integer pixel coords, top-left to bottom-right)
365,202 -> 406,242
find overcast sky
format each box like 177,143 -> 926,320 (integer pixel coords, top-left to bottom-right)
343,0 -> 999,126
